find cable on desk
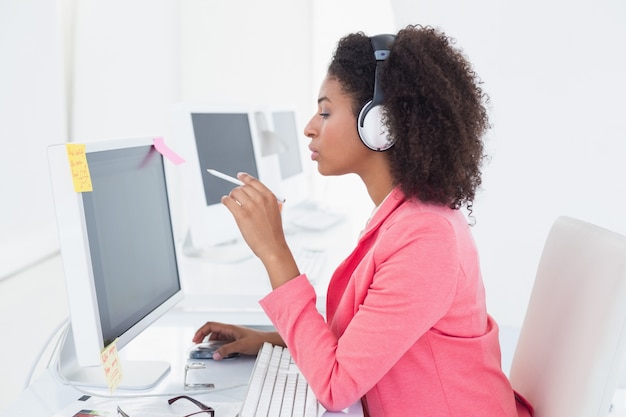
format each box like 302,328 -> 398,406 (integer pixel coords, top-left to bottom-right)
22,316 -> 70,390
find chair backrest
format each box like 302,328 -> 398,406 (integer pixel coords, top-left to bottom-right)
510,216 -> 626,417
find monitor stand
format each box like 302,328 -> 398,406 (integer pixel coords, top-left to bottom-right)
182,229 -> 253,263
58,326 -> 170,390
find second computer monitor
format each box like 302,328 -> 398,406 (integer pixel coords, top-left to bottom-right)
171,104 -> 281,255
193,112 -> 260,206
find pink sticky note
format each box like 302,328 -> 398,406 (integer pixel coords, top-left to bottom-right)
153,137 -> 185,165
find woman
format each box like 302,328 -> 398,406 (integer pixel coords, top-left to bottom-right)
193,25 -> 533,416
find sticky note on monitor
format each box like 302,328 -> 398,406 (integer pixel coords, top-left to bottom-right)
101,339 -> 123,392
65,143 -> 93,192
153,137 -> 185,165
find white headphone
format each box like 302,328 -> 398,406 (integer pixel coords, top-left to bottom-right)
357,34 -> 396,151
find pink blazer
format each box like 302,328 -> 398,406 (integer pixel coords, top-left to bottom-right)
261,188 -> 532,416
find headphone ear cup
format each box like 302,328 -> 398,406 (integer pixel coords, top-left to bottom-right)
357,100 -> 395,151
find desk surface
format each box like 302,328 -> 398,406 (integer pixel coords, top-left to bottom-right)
0,310 -> 363,417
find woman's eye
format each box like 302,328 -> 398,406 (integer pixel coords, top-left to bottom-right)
319,112 -> 330,119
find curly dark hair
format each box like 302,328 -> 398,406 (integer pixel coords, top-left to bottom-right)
327,25 -> 490,210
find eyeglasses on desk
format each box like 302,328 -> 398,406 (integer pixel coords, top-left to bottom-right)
117,395 -> 215,417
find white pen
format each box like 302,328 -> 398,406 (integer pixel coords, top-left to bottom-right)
207,168 -> 286,204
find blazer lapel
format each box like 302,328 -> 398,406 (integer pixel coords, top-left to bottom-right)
326,188 -> 406,320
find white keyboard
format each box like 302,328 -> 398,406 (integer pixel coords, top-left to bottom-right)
293,247 -> 326,284
239,343 -> 319,417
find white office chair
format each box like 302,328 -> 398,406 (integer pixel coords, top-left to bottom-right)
510,216 -> 626,417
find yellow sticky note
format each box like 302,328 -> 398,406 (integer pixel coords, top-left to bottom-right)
101,339 -> 123,392
66,143 -> 93,192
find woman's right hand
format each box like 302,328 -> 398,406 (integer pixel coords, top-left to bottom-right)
192,321 -> 284,360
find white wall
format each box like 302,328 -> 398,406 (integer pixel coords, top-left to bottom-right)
391,0 -> 626,326
0,0 -> 66,280
70,0 -> 180,142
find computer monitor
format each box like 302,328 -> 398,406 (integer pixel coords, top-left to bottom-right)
48,137 -> 184,389
170,104 -> 281,261
269,109 -> 310,206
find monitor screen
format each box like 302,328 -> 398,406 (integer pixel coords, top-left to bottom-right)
273,110 -> 303,180
82,146 -> 181,347
48,137 -> 184,389
191,112 -> 259,206
269,109 -> 310,208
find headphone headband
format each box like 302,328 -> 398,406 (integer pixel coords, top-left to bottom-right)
370,34 -> 395,60
370,34 -> 396,107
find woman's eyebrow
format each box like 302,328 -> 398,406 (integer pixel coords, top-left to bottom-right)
317,96 -> 330,105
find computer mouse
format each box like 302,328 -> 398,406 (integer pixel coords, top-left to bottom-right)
188,341 -> 239,359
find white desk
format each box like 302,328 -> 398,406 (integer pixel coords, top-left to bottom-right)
0,309 -> 363,417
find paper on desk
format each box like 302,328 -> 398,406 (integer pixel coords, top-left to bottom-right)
52,395 -> 242,417
115,399 -> 242,417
